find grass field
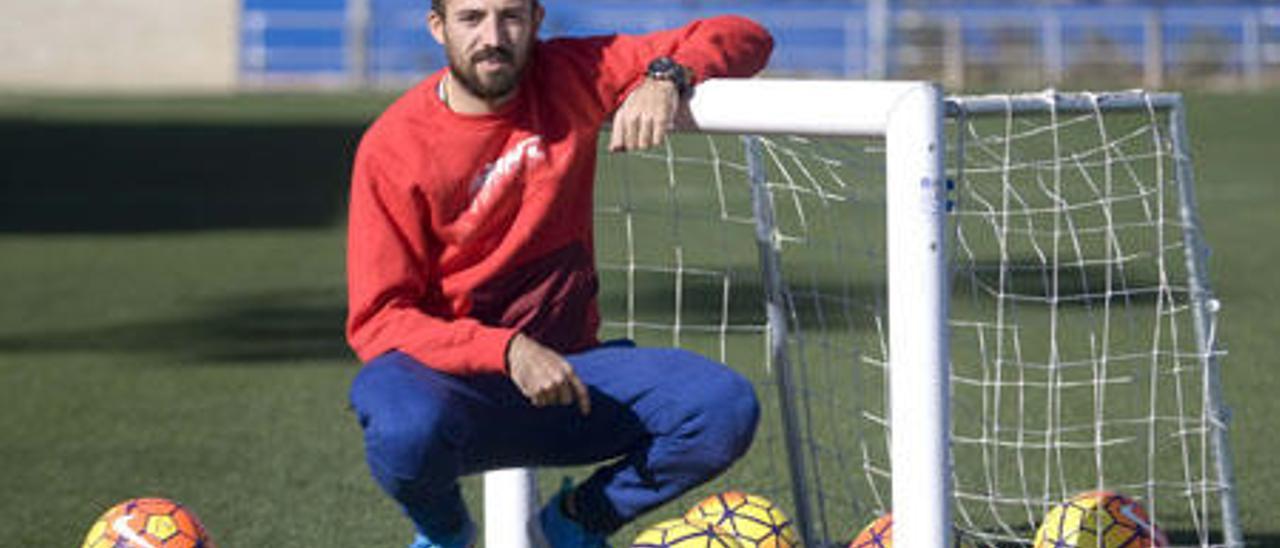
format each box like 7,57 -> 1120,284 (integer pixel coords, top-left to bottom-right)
1,90 -> 1276,546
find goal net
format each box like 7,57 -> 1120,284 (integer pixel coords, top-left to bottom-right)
585,85 -> 1240,547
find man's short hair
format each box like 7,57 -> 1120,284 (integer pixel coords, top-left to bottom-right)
431,0 -> 541,16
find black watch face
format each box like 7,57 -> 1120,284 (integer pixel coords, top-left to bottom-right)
648,57 -> 689,96
650,57 -> 675,76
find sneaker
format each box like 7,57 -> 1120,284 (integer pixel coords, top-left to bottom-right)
408,520 -> 475,548
536,478 -> 609,548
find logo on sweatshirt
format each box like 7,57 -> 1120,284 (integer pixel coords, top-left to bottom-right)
466,135 -> 545,216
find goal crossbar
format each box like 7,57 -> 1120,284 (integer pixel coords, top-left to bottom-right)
685,79 -> 940,137
948,89 -> 1183,115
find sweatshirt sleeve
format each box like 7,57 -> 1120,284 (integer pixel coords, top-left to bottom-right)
345,137 -> 516,375
549,15 -> 774,115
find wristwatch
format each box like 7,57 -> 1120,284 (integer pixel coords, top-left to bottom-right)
646,56 -> 692,99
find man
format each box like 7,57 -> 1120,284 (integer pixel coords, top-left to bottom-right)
344,0 -> 773,546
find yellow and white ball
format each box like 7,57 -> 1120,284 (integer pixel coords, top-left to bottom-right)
685,491 -> 799,548
633,517 -> 743,548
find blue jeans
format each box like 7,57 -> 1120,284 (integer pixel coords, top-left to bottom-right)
348,342 -> 760,536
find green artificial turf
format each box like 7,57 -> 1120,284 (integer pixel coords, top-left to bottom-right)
1,90 -> 1275,546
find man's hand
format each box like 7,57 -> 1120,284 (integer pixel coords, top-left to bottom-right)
506,333 -> 591,415
608,77 -> 682,153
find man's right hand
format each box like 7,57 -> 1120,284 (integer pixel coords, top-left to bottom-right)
506,333 -> 591,416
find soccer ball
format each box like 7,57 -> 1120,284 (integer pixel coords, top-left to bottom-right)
632,517 -> 743,548
82,497 -> 214,548
685,491 -> 799,548
849,513 -> 892,547
1033,491 -> 1167,548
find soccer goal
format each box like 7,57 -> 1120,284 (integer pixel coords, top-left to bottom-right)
486,80 -> 1242,548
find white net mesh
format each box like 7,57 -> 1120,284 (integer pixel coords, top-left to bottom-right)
946,94 -> 1232,547
588,91 -> 1235,547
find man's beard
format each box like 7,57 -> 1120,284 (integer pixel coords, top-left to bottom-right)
448,45 -> 525,100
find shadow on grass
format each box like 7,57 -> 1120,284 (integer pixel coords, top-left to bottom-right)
0,119 -> 364,232
0,289 -> 351,364
953,259 -> 1167,307
0,273 -> 878,366
599,270 -> 887,334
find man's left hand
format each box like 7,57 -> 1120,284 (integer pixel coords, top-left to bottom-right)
608,78 -> 682,152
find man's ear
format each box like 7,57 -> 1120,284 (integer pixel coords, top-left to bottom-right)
427,9 -> 446,46
532,2 -> 544,37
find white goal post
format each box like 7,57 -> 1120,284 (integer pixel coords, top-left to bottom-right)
485,79 -> 952,548
484,80 -> 1241,548
681,80 -> 952,548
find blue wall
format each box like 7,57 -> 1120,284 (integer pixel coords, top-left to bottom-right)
240,1 -> 1276,82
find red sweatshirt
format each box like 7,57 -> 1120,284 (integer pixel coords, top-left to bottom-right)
346,16 -> 773,376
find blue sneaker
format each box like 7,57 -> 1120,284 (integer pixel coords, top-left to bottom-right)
537,478 -> 609,548
408,520 -> 475,548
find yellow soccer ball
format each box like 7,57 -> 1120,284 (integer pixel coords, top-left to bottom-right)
632,517 -> 743,548
1034,491 -> 1168,548
685,491 -> 799,548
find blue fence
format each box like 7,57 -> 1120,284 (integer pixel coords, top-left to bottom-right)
239,0 -> 1280,89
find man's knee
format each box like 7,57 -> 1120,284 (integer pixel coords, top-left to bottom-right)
663,350 -> 760,471
350,355 -> 460,501
701,366 -> 760,466
364,415 -> 455,502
